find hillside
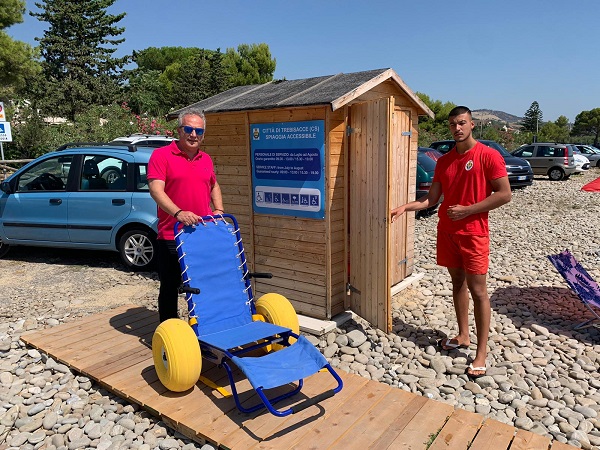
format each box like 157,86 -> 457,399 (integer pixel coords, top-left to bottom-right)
472,109 -> 522,128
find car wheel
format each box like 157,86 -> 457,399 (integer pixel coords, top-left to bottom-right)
548,168 -> 565,181
0,241 -> 9,258
118,229 -> 156,271
101,167 -> 121,184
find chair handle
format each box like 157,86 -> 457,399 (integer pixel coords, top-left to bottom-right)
246,272 -> 273,279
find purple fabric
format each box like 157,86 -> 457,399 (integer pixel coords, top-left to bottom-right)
548,250 -> 600,308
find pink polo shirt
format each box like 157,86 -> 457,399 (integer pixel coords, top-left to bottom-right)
148,141 -> 217,240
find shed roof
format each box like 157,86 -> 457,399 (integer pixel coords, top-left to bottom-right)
166,68 -> 434,120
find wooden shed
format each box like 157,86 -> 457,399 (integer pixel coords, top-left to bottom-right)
168,68 -> 434,333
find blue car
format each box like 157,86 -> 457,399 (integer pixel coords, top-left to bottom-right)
0,143 -> 159,270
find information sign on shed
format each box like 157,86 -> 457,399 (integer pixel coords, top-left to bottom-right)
250,120 -> 325,219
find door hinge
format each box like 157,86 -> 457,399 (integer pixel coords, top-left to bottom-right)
397,258 -> 407,266
346,283 -> 361,296
401,131 -> 412,137
346,126 -> 360,136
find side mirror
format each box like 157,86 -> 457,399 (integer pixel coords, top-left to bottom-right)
0,181 -> 13,194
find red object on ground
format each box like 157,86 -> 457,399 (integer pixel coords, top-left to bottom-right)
582,176 -> 600,192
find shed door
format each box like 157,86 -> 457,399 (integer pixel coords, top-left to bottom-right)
389,107 -> 412,284
348,98 -> 392,332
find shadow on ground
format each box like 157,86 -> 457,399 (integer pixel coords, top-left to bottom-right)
1,245 -> 156,278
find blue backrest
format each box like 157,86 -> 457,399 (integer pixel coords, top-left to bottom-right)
175,217 -> 253,336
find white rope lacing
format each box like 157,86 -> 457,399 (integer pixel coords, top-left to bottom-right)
207,212 -> 224,222
182,271 -> 191,285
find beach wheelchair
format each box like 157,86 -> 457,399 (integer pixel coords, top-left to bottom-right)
151,214 -> 343,417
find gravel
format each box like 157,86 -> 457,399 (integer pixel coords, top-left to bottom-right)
1,169 -> 600,449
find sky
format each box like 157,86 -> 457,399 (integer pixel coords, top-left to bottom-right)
6,0 -> 600,123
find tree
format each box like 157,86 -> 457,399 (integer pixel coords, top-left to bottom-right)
0,0 -> 40,98
571,108 -> 600,146
126,44 -> 275,116
167,49 -> 230,110
30,0 -> 129,120
415,93 -> 456,146
222,43 -> 276,86
521,101 -> 543,134
538,115 -> 570,143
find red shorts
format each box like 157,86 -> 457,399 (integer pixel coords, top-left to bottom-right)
436,231 -> 490,274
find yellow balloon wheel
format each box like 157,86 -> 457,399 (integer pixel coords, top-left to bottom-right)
255,293 -> 299,351
152,319 -> 201,392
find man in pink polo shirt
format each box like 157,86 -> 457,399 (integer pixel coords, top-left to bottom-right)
148,108 -> 224,322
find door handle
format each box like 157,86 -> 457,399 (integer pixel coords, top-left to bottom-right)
112,199 -> 126,206
49,198 -> 62,205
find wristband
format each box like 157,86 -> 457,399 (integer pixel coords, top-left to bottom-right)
214,209 -> 224,213
173,209 -> 183,218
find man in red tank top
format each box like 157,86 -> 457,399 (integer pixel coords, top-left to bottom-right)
391,106 -> 512,378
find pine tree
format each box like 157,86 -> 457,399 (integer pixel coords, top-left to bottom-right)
0,0 -> 40,98
521,101 -> 543,133
31,0 -> 129,120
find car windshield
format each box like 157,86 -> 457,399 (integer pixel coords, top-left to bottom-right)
480,141 -> 512,157
417,152 -> 436,171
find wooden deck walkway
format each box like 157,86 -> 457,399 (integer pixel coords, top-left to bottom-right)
21,305 -> 576,450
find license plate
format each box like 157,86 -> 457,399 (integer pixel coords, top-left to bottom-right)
518,176 -> 527,180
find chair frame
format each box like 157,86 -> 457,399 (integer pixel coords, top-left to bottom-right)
174,214 -> 343,417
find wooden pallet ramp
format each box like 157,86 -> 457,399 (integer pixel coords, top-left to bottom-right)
21,305 -> 576,450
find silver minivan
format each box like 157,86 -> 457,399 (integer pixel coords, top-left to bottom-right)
511,143 -> 577,181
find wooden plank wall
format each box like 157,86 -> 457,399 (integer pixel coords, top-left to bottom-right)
205,112 -> 254,250
350,80 -> 419,281
207,107 -> 343,320
348,99 -> 392,332
392,101 -> 419,279
204,87 -> 421,322
326,107 -> 348,317
388,107 -> 413,286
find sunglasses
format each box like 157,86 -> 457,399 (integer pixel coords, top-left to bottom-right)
180,125 -> 205,136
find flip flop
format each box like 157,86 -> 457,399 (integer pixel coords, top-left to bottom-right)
439,338 -> 469,350
466,363 -> 487,379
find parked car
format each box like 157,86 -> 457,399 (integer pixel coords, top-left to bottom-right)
0,143 -> 159,270
418,146 -> 443,162
416,152 -> 440,216
571,146 -> 590,172
428,139 -> 534,188
574,144 -> 600,168
511,143 -> 577,181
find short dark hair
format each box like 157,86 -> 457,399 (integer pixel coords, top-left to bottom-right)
448,106 -> 472,118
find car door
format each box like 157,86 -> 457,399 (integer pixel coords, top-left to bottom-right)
534,145 -> 558,174
513,146 -> 539,174
0,155 -> 73,243
67,154 -> 134,244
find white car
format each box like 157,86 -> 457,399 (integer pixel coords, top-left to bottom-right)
109,134 -> 175,148
574,145 -> 600,168
573,152 -> 590,173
